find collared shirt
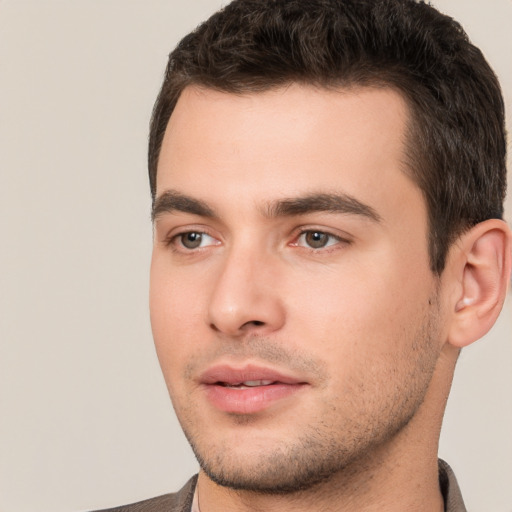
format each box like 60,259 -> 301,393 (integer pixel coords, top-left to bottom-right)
191,483 -> 200,512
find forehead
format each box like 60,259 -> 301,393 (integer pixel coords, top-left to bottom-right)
156,84 -> 422,224
161,84 -> 411,160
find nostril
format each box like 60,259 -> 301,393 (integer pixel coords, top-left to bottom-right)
242,320 -> 265,328
209,320 -> 264,331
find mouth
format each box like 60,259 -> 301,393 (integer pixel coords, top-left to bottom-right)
218,379 -> 277,389
199,365 -> 308,414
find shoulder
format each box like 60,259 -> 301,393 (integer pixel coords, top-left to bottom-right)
89,475 -> 197,512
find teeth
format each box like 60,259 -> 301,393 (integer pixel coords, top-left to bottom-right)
221,380 -> 275,388
243,380 -> 274,387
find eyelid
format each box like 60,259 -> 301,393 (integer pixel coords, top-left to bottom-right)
290,227 -> 353,250
159,223 -> 352,253
162,225 -> 221,250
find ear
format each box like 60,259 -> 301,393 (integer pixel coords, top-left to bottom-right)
447,219 -> 511,348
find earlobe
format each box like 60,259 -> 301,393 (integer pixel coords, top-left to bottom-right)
447,219 -> 511,348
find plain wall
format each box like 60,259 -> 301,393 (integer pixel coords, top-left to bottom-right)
1,1 -> 511,511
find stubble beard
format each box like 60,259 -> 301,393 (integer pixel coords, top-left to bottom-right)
173,299 -> 442,496
188,419 -> 390,495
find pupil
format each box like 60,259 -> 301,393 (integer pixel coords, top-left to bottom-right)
182,232 -> 202,249
306,231 -> 327,248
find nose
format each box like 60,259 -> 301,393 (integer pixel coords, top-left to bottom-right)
207,246 -> 286,337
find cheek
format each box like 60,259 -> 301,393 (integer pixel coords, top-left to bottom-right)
293,267 -> 438,418
289,257 -> 433,362
149,255 -> 207,374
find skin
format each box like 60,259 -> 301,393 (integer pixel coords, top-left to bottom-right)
150,84 -> 463,511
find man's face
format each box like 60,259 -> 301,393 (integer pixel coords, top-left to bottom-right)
150,84 -> 445,492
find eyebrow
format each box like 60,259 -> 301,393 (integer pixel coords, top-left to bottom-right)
152,190 -> 381,223
152,190 -> 216,221
265,192 -> 381,222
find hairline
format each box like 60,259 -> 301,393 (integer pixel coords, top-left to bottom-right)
151,78 -> 425,195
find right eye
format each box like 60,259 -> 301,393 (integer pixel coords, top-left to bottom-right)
174,231 -> 219,250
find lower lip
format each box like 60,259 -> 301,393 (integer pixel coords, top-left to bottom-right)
203,383 -> 305,414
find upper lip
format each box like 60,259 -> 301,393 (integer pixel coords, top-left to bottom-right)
199,364 -> 307,386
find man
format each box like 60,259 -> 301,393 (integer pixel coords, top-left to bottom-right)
98,0 -> 511,510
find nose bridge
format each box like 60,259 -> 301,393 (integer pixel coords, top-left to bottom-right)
207,236 -> 285,336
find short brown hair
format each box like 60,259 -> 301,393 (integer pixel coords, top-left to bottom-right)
148,0 -> 506,274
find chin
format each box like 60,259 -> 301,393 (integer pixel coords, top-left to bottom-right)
186,425 -> 376,495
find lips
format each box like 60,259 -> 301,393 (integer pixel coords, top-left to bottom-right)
199,364 -> 307,414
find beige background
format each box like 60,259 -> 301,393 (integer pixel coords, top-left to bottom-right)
1,1 -> 511,511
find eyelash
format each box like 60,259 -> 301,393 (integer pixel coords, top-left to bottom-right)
292,229 -> 349,251
164,229 -> 218,251
164,228 -> 351,253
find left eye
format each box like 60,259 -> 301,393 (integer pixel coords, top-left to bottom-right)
177,232 -> 218,249
296,231 -> 339,249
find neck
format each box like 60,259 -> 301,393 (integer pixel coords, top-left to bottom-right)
196,346 -> 458,512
